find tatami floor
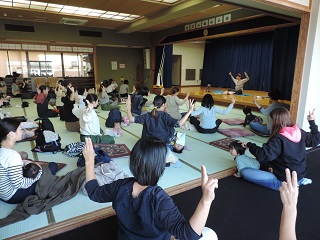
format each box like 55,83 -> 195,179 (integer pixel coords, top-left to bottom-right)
0,94 -> 269,239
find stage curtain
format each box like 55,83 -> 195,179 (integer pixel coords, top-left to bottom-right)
153,45 -> 173,88
270,26 -> 299,100
202,32 -> 274,91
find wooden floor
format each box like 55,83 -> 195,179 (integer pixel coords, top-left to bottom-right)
153,86 -> 291,110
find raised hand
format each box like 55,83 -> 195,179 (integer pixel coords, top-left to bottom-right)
231,96 -> 235,104
307,109 -> 315,121
201,165 -> 218,203
126,94 -> 132,109
160,87 -> 165,95
280,169 -> 298,207
86,99 -> 94,110
187,99 -> 195,112
83,138 -> 95,166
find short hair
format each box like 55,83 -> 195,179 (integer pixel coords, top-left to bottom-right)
229,140 -> 246,155
129,136 -> 167,186
124,79 -> 129,84
77,87 -> 85,95
237,73 -> 242,78
268,89 -> 281,101
173,147 -> 183,154
243,106 -> 252,115
0,118 -> 21,142
201,94 -> 214,109
139,86 -> 149,97
23,163 -> 40,178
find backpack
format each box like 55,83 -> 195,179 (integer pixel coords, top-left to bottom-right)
21,102 -> 29,108
105,109 -> 122,128
77,147 -> 111,167
33,118 -> 61,153
63,142 -> 85,157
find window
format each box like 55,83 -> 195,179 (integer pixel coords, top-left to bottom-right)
8,51 -> 28,77
186,69 -> 196,81
63,53 -> 81,77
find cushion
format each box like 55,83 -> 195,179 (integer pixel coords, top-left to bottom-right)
218,128 -> 255,137
222,118 -> 244,126
209,138 -> 236,151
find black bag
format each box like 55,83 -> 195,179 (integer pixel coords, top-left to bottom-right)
105,109 -> 122,128
21,102 -> 29,108
77,147 -> 111,167
33,118 -> 61,153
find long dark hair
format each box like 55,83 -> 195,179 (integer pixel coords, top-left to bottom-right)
170,87 -> 180,95
270,108 -> 294,138
201,94 -> 215,109
151,95 -> 166,118
39,85 -> 48,93
0,118 -> 21,142
129,136 -> 167,186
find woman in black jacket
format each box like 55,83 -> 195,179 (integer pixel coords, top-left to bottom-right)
241,108 -> 320,190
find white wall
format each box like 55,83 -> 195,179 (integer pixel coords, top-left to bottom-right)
288,0 -> 310,7
173,42 -> 205,86
297,0 -> 320,130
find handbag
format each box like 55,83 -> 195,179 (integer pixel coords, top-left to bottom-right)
77,147 -> 111,167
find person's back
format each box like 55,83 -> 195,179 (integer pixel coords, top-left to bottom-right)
165,95 -> 184,120
131,93 -> 144,115
264,102 -> 290,130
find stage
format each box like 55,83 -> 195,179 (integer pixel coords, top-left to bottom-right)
152,86 -> 291,110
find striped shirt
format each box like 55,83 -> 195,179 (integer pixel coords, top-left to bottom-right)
0,148 -> 42,201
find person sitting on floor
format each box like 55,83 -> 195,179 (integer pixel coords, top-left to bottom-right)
189,94 -> 235,134
35,85 -> 59,118
72,93 -> 114,144
250,89 -> 290,136
84,136 -> 218,240
0,77 -> 7,95
104,121 -> 123,137
130,86 -> 150,116
126,94 -> 194,153
160,86 -> 189,120
242,106 -> 263,127
228,140 -> 260,177
240,108 -> 320,191
98,82 -> 120,111
224,72 -> 250,95
11,78 -> 21,97
61,86 -> 80,132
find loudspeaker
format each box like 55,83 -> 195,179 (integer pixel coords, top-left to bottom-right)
143,48 -> 151,69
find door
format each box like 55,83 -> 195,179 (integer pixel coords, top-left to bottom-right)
172,55 -> 181,86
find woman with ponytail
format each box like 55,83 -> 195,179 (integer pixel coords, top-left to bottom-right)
72,93 -> 114,144
126,95 -> 194,151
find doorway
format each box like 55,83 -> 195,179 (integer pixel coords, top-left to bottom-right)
172,55 -> 181,86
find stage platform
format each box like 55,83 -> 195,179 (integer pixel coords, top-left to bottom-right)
152,86 -> 291,110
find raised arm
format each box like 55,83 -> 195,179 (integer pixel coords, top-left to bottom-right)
126,95 -> 134,122
189,166 -> 218,235
279,169 -> 298,240
229,72 -> 237,84
83,138 -> 96,182
179,99 -> 194,126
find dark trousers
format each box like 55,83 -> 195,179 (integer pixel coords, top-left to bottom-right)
190,117 -> 222,134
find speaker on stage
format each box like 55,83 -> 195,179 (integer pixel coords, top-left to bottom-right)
143,48 -> 151,69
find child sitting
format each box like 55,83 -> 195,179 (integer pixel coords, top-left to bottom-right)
229,140 -> 260,177
243,106 -> 263,127
104,121 -> 123,137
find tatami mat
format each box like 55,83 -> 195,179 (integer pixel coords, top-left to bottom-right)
1,95 -> 270,239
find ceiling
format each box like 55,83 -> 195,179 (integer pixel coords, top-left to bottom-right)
0,0 -> 304,35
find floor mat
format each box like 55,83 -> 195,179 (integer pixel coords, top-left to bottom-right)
209,137 -> 236,151
36,161 -> 67,172
93,143 -> 131,159
218,128 -> 255,137
222,118 -> 244,126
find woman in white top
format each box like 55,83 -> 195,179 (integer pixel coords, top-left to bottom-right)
0,118 -> 42,203
161,87 -> 189,120
225,72 -> 250,95
72,93 -> 114,144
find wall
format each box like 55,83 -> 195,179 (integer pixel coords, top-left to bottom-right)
173,42 -> 205,86
0,19 -> 151,48
95,46 -> 152,90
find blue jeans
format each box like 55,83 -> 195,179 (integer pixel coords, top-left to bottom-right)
241,168 -> 305,191
250,122 -> 270,136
